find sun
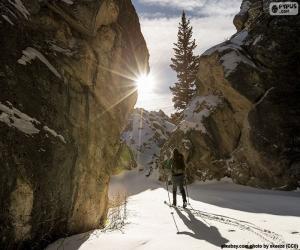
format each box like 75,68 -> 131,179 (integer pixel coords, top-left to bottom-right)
135,73 -> 155,95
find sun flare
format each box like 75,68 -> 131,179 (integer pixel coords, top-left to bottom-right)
135,73 -> 155,95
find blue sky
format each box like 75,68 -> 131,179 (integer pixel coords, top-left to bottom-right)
133,0 -> 242,115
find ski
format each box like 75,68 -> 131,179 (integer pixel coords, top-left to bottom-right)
164,200 -> 187,210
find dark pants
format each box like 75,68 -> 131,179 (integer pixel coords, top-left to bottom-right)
172,174 -> 187,205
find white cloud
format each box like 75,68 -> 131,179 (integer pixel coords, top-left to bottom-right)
135,1 -> 242,115
139,0 -> 206,11
135,92 -> 174,115
139,0 -> 241,15
199,0 -> 242,16
141,15 -> 236,80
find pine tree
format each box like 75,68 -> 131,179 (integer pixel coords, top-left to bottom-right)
170,11 -> 200,111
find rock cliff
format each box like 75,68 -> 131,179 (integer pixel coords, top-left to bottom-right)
0,0 -> 148,248
161,0 -> 300,189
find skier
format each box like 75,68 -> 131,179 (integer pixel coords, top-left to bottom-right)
164,148 -> 187,208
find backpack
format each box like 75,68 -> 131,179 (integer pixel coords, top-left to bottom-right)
171,154 -> 185,175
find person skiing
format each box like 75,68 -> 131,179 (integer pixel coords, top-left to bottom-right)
164,148 -> 187,208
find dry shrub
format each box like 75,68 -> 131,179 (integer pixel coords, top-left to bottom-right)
103,192 -> 128,233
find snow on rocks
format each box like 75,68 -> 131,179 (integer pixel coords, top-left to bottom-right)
231,30 -> 248,46
178,95 -> 222,134
253,35 -> 263,46
202,41 -> 228,56
201,30 -> 257,78
254,87 -> 275,107
0,101 -> 40,135
0,101 -> 66,143
61,0 -> 74,5
50,43 -> 75,57
202,29 -> 249,57
220,50 -> 256,77
0,0 -> 32,27
1,14 -> 14,25
202,42 -> 242,57
8,0 -> 30,19
18,47 -> 61,79
43,126 -> 66,144
122,109 -> 176,171
182,139 -> 192,150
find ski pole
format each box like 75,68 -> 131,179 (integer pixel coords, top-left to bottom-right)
166,179 -> 172,205
171,210 -> 179,233
163,167 -> 172,205
185,175 -> 190,205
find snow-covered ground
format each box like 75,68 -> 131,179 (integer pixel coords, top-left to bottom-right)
47,169 -> 300,250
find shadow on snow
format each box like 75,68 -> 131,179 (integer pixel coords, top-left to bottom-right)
175,207 -> 229,247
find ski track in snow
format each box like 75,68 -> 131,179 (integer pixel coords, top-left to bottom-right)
47,170 -> 300,250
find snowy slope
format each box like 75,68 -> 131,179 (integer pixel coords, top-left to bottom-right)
47,170 -> 300,250
121,108 -> 176,177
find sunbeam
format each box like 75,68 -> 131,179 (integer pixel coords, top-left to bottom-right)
135,73 -> 155,95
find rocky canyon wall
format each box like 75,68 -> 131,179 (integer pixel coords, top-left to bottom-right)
161,0 -> 300,190
0,0 -> 148,248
